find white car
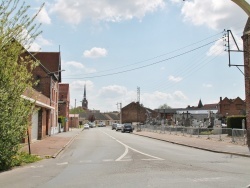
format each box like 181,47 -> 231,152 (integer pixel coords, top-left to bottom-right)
116,124 -> 123,131
84,124 -> 90,129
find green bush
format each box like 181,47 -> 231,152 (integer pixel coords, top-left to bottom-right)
1,152 -> 41,171
226,116 -> 247,136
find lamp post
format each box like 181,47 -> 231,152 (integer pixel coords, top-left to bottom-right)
230,0 -> 250,150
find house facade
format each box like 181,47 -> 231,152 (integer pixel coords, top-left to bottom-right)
22,88 -> 53,142
31,52 -> 62,135
218,96 -> 246,117
122,102 -> 158,124
58,83 -> 70,132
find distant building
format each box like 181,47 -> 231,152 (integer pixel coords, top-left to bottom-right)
78,110 -> 120,126
122,102 -> 158,124
218,96 -> 246,117
82,84 -> 88,110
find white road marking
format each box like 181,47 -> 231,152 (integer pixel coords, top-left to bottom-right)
56,162 -> 68,165
103,159 -> 114,162
30,165 -> 44,168
191,177 -> 221,182
101,131 -> 164,161
80,160 -> 92,163
246,184 -> 250,188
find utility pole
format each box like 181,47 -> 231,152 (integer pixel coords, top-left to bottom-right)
117,102 -> 122,124
74,99 -> 76,129
230,0 -> 250,150
137,87 -> 141,131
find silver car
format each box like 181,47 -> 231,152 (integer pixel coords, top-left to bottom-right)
115,124 -> 123,131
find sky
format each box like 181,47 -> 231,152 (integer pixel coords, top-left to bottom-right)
27,0 -> 250,112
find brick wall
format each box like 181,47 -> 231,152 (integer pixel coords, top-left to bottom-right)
122,102 -> 157,124
242,19 -> 250,147
58,84 -> 70,131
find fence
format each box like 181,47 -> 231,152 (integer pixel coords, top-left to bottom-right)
140,124 -> 247,145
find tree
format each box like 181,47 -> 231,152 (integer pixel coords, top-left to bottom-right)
158,104 -> 172,109
88,114 -> 95,122
70,106 -> 84,114
0,0 -> 43,170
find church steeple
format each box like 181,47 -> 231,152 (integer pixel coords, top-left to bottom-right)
82,84 -> 88,110
84,84 -> 86,99
198,99 -> 203,108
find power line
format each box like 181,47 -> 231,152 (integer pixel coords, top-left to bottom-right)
64,39 -> 221,79
65,31 -> 223,77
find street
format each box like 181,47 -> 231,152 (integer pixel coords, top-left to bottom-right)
0,127 -> 250,188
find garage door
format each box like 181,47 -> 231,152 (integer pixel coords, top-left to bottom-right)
31,111 -> 39,141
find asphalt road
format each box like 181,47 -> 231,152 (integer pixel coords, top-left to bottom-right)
0,127 -> 250,188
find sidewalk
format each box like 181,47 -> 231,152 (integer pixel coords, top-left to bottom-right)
21,128 -> 83,158
133,130 -> 250,158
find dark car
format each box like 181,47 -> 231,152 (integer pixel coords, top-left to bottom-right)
121,123 -> 133,133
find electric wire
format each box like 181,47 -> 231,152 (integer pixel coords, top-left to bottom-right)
64,39 -> 221,79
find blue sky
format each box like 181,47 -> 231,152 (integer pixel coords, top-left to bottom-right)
28,0 -> 249,112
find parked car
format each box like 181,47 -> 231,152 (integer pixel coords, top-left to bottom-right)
84,124 -> 89,129
112,123 -> 117,130
116,124 -> 123,131
88,122 -> 96,128
121,123 -> 133,133
98,122 -> 106,127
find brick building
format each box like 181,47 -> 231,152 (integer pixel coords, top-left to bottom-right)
58,83 -> 70,132
218,97 -> 246,117
31,52 -> 62,135
121,102 -> 158,124
68,114 -> 79,128
22,88 -> 53,142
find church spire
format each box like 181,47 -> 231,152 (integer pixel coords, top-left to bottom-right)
198,99 -> 203,108
84,84 -> 86,99
82,84 -> 88,110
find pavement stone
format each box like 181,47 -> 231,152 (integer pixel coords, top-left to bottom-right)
21,128 -> 83,158
133,131 -> 250,158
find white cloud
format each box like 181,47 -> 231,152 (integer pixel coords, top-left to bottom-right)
65,61 -> 97,73
83,47 -> 108,58
71,80 -> 94,90
180,0 -> 247,32
36,7 -> 51,24
36,35 -> 53,46
98,85 -> 128,98
50,0 -> 165,24
141,90 -> 187,109
206,39 -> 224,56
168,75 -> 182,82
28,35 -> 52,51
173,91 -> 187,100
202,83 -> 213,88
28,42 -> 41,51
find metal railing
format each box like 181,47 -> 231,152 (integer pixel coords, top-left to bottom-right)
140,124 -> 247,145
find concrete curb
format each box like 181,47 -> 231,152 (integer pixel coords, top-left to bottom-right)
52,129 -> 83,158
134,133 -> 250,158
